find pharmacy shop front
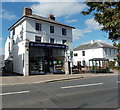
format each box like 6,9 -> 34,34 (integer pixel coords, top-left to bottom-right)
29,42 -> 66,75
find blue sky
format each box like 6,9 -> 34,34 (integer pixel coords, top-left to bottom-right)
1,1 -> 113,55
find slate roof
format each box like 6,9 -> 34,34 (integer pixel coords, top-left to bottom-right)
73,42 -> 118,51
8,14 -> 75,30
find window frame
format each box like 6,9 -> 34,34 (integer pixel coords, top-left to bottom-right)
62,40 -> 67,44
82,51 -> 85,56
74,53 -> 78,56
62,28 -> 66,36
35,23 -> 41,31
50,38 -> 54,44
13,29 -> 15,35
35,36 -> 41,43
50,26 -> 54,33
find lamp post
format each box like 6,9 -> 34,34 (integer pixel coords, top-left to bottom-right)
66,42 -> 73,75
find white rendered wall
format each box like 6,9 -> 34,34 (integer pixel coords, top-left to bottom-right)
11,20 -> 27,44
5,37 -> 11,60
103,48 -> 118,61
13,41 -> 25,75
26,19 -> 72,45
73,48 -> 104,66
73,48 -> 118,66
7,18 -> 73,75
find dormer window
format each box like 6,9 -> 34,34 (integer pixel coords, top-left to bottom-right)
35,23 -> 41,31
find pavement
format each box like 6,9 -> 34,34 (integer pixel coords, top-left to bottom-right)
0,70 -> 119,86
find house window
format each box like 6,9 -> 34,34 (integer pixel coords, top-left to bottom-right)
35,36 -> 41,42
8,42 -> 10,52
74,53 -> 78,56
50,26 -> 54,33
62,28 -> 66,35
82,51 -> 85,56
62,40 -> 67,44
110,49 -> 111,56
35,23 -> 41,31
105,49 -> 107,56
23,54 -> 24,68
13,29 -> 15,35
50,38 -> 54,44
13,40 -> 15,45
114,50 -> 116,54
82,60 -> 86,66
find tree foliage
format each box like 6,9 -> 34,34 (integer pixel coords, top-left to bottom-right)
113,42 -> 120,49
82,1 -> 120,41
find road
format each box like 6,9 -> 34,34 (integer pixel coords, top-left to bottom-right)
2,75 -> 119,109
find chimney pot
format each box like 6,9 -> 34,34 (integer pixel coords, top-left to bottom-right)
48,14 -> 55,20
91,40 -> 94,44
23,7 -> 32,16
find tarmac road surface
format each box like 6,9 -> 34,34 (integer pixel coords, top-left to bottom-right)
2,75 -> 119,109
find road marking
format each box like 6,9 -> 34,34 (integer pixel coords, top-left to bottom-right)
61,83 -> 103,89
0,91 -> 29,96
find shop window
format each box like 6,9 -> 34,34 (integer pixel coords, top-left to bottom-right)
74,53 -> 78,56
50,26 -> 54,33
62,28 -> 66,35
50,38 -> 54,44
35,36 -> 41,43
62,40 -> 67,44
35,23 -> 41,31
82,51 -> 85,56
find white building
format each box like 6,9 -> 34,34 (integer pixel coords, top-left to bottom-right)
5,8 -> 75,76
73,40 -> 118,66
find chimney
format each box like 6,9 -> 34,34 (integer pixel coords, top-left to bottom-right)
91,40 -> 94,44
48,14 -> 55,20
23,7 -> 32,16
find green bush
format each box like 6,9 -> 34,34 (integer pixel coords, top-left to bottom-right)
108,61 -> 115,68
110,66 -> 120,70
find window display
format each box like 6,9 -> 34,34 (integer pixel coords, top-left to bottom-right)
29,45 -> 65,74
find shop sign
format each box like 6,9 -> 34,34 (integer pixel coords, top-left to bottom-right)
29,42 -> 66,49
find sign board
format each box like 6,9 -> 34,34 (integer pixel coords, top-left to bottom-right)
29,42 -> 66,49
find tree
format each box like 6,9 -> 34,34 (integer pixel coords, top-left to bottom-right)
113,42 -> 120,66
81,1 -> 120,41
113,42 -> 120,49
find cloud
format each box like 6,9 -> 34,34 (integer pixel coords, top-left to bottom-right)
0,9 -> 17,20
65,19 -> 78,23
85,18 -> 102,30
72,29 -> 91,41
72,18 -> 103,41
3,0 -> 86,2
31,2 -> 85,17
0,37 -> 2,41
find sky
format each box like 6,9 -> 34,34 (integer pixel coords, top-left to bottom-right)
1,1 -> 114,55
